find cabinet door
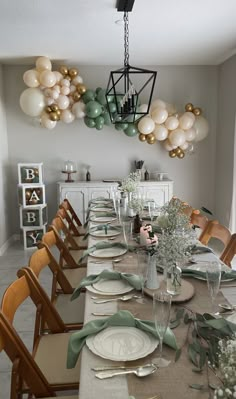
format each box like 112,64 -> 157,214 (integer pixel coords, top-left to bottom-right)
88,185 -> 117,201
59,187 -> 88,224
142,185 -> 172,207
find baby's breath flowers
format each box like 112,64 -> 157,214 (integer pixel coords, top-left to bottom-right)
119,171 -> 141,193
214,334 -> 236,399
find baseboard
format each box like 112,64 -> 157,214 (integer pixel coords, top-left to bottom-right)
0,234 -> 19,256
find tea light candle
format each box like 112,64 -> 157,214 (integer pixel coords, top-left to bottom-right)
64,160 -> 75,172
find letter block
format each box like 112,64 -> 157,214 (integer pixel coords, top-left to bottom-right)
18,163 -> 43,184
21,226 -> 46,250
18,184 -> 46,207
19,205 -> 47,228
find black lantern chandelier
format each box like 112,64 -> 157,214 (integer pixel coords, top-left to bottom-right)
106,0 -> 157,124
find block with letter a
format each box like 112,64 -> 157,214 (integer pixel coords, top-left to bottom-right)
18,185 -> 46,207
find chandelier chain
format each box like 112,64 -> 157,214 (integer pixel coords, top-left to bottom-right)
124,12 -> 129,66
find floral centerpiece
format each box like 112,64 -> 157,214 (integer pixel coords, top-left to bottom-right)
118,171 -> 141,193
214,334 -> 236,399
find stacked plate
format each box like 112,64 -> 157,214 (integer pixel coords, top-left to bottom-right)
87,278 -> 133,295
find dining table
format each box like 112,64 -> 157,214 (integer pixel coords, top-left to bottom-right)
73,205 -> 236,399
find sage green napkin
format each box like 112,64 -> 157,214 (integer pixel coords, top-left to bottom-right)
67,310 -> 178,369
83,224 -> 121,240
189,245 -> 213,254
78,241 -> 135,263
84,212 -> 117,228
181,268 -> 236,281
71,269 -> 142,300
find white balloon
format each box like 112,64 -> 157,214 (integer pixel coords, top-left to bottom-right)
180,142 -> 189,150
23,70 -> 40,88
39,70 -> 56,88
185,111 -> 195,122
72,101 -> 86,118
61,86 -> 70,96
54,71 -> 63,83
51,89 -> 59,100
165,102 -> 177,115
138,104 -> 149,113
60,109 -> 75,124
151,107 -> 168,124
165,116 -> 179,131
61,79 -> 70,87
54,85 -> 61,93
35,56 -> 52,72
163,139 -> 174,151
169,128 -> 186,147
179,112 -> 195,130
70,84 -> 76,94
46,97 -> 54,106
72,75 -> 83,85
44,88 -> 52,98
185,127 -> 196,141
57,94 -> 70,110
138,116 -> 155,134
40,113 -> 57,129
20,88 -> 45,117
193,116 -> 209,142
150,99 -> 166,113
154,124 -> 168,141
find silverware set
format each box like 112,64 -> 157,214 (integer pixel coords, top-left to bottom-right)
92,294 -> 141,303
92,363 -> 158,379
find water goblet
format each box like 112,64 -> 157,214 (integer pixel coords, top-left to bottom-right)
148,200 -> 156,223
121,219 -> 132,247
153,291 -> 172,367
136,249 -> 148,304
206,261 -> 221,314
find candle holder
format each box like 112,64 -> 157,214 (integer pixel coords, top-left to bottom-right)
62,161 -> 76,183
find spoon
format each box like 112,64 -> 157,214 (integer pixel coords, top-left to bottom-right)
112,258 -> 122,263
93,293 -> 136,303
95,364 -> 158,379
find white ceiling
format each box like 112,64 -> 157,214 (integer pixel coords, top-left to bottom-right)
1,0 -> 236,66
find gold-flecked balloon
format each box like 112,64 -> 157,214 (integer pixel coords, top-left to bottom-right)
169,150 -> 177,158
73,92 -> 81,102
185,103 -> 194,112
77,84 -> 86,95
69,68 -> 78,78
146,133 -> 156,144
139,133 -> 147,142
45,106 -> 52,113
177,151 -> 185,159
193,107 -> 202,116
50,104 -> 59,112
49,112 -> 59,121
59,65 -> 68,76
175,147 -> 182,155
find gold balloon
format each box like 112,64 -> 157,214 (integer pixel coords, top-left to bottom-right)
177,151 -> 185,159
193,107 -> 202,116
138,133 -> 147,142
50,104 -> 59,112
64,75 -> 72,82
146,133 -> 156,144
25,190 -> 31,199
45,106 -> 52,113
69,68 -> 78,78
169,150 -> 177,158
185,103 -> 194,112
175,147 -> 182,155
49,112 -> 59,121
59,65 -> 68,76
73,92 -> 81,102
56,109 -> 61,117
77,84 -> 87,94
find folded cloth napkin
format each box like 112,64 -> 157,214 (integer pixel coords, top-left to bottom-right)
78,241 -> 136,263
83,224 -> 121,240
181,268 -> 236,281
71,269 -> 142,300
67,310 -> 178,369
188,245 -> 213,254
84,212 -> 117,227
88,197 -> 113,206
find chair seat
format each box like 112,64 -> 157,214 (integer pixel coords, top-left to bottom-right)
35,332 -> 81,385
68,249 -> 85,264
63,268 -> 87,288
76,225 -> 86,236
73,236 -> 88,249
54,293 -> 85,325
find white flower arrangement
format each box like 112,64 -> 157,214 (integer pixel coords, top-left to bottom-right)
119,171 -> 141,193
214,334 -> 236,399
128,196 -> 145,215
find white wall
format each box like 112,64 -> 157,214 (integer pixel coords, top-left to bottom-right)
0,65 -> 10,249
215,55 -> 236,227
3,64 -> 218,237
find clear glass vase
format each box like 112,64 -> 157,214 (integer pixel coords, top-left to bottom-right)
146,254 -> 159,290
166,263 -> 182,295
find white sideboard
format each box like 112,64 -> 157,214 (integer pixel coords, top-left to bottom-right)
57,180 -> 174,224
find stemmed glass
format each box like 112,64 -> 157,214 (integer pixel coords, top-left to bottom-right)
148,200 -> 156,222
153,291 -> 172,367
136,249 -> 148,304
206,261 -> 221,314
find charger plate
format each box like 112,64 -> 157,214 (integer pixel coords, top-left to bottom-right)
90,228 -> 121,238
90,215 -> 117,223
91,207 -> 114,212
89,247 -> 127,258
144,278 -> 195,303
86,326 -> 158,361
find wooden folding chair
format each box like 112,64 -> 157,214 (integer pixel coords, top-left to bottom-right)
59,198 -> 86,236
191,210 -> 209,230
220,233 -> 236,268
199,220 -> 232,254
24,245 -> 85,329
0,275 -> 80,398
56,208 -> 88,249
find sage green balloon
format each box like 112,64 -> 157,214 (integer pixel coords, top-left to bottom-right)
103,111 -> 112,126
115,123 -> 128,131
108,102 -> 117,113
124,123 -> 138,137
85,101 -> 103,118
95,115 -> 105,126
95,87 -> 103,94
96,89 -> 107,105
84,116 -> 96,128
82,90 -> 95,104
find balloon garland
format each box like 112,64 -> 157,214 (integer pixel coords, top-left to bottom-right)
20,57 -> 209,158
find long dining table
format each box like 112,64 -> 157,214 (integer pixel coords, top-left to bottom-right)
76,213 -> 236,399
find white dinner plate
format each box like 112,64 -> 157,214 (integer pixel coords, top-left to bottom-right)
187,262 -> 234,282
92,278 -> 133,295
90,215 -> 117,223
91,207 -> 114,212
90,247 -> 127,259
90,228 -> 121,238
86,327 -> 158,361
91,199 -> 113,205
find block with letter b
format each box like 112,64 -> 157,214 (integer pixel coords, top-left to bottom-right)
18,184 -> 45,207
18,163 -> 43,184
19,205 -> 47,228
21,226 -> 46,250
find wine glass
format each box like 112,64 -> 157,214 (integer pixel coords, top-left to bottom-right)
136,249 -> 148,304
206,261 -> 221,314
122,219 -> 132,247
153,291 -> 172,367
148,200 -> 156,222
